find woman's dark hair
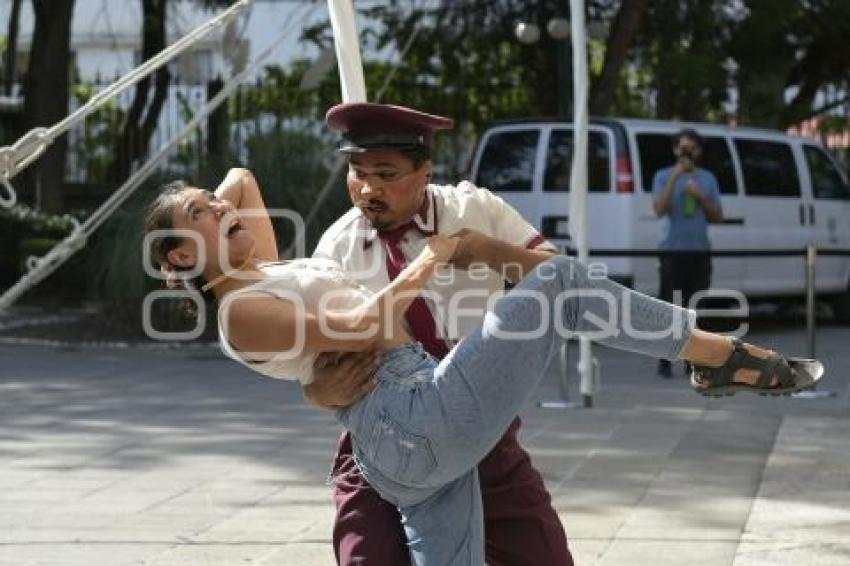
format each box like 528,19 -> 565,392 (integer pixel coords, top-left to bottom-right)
144,180 -> 189,268
671,128 -> 703,149
143,179 -> 213,318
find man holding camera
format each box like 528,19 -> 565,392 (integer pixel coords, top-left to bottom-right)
652,128 -> 723,378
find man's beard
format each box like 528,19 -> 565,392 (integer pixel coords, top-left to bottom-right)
355,199 -> 394,231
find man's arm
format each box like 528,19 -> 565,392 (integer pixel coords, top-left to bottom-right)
452,183 -> 556,282
694,189 -> 723,223
303,351 -> 381,410
653,168 -> 681,218
694,174 -> 724,223
451,228 -> 555,284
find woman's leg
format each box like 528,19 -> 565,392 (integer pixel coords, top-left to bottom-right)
394,255 -> 697,487
343,255 -> 811,564
399,469 -> 484,566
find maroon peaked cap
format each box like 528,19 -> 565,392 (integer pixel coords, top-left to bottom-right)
325,102 -> 454,154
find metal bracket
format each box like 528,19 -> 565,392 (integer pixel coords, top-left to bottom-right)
0,175 -> 16,208
0,127 -> 52,209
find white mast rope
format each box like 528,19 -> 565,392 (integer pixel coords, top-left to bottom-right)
281,3 -> 423,258
0,0 -> 254,209
0,8 -> 309,312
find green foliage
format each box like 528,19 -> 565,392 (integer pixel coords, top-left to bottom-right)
172,89 -> 204,172
0,204 -> 87,298
241,124 -> 348,254
17,238 -> 59,275
297,0 -> 850,131
70,83 -> 125,184
0,203 -> 80,239
0,204 -> 79,286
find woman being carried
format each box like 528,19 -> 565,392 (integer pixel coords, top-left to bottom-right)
145,168 -> 822,566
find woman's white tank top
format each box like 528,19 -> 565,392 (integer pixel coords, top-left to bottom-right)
217,258 -> 373,385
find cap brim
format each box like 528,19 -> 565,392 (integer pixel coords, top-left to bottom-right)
337,135 -> 431,155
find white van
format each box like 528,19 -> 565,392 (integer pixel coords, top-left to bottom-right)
468,118 -> 850,320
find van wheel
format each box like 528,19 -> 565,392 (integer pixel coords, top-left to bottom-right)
832,288 -> 850,323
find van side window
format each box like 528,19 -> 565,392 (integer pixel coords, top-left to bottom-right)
636,133 -> 738,194
475,130 -> 539,192
735,139 -> 801,197
543,130 -> 611,192
804,145 -> 850,200
700,137 -> 738,195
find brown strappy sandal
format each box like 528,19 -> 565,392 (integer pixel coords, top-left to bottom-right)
690,338 -> 824,398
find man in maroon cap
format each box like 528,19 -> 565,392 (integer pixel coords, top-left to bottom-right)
307,102 -> 573,566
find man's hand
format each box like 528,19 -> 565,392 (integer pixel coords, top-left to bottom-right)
302,350 -> 381,410
683,178 -> 704,199
674,154 -> 694,176
684,178 -> 723,223
448,228 -> 493,269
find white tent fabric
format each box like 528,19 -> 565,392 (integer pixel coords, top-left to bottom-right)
568,0 -> 596,401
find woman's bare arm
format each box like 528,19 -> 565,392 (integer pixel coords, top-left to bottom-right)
214,168 -> 278,261
224,294 -> 380,357
225,236 -> 458,357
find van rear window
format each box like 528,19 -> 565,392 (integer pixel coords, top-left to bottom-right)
804,145 -> 850,200
475,130 -> 539,192
543,130 -> 611,192
735,139 -> 801,197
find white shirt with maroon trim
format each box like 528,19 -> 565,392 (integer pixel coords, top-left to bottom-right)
313,181 -> 553,344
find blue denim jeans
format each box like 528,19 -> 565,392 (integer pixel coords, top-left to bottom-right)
338,256 -> 694,565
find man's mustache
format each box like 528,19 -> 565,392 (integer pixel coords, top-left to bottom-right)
354,199 -> 388,212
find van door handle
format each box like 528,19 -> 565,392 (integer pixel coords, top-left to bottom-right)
809,204 -> 816,225
799,204 -> 806,225
541,216 -> 570,239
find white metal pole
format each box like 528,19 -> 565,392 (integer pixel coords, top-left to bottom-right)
326,0 -> 367,103
568,0 -> 595,406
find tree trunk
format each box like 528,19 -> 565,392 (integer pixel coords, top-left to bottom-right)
22,0 -> 75,213
590,0 -> 648,116
3,0 -> 23,96
108,0 -> 170,184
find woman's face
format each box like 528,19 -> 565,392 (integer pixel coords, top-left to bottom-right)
347,150 -> 431,231
167,188 -> 254,277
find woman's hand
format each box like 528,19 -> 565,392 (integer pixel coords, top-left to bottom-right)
421,234 -> 460,265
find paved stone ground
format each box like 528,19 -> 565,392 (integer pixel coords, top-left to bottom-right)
1,323 -> 848,565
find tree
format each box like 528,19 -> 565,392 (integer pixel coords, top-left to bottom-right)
22,0 -> 76,213
107,0 -> 234,184
727,0 -> 801,128
305,1 -> 651,127
634,0 -> 729,121
107,0 -> 171,184
724,0 -> 850,129
590,0 -> 649,115
3,0 -> 23,96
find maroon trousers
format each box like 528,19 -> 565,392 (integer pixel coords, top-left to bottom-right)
331,417 -> 573,565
